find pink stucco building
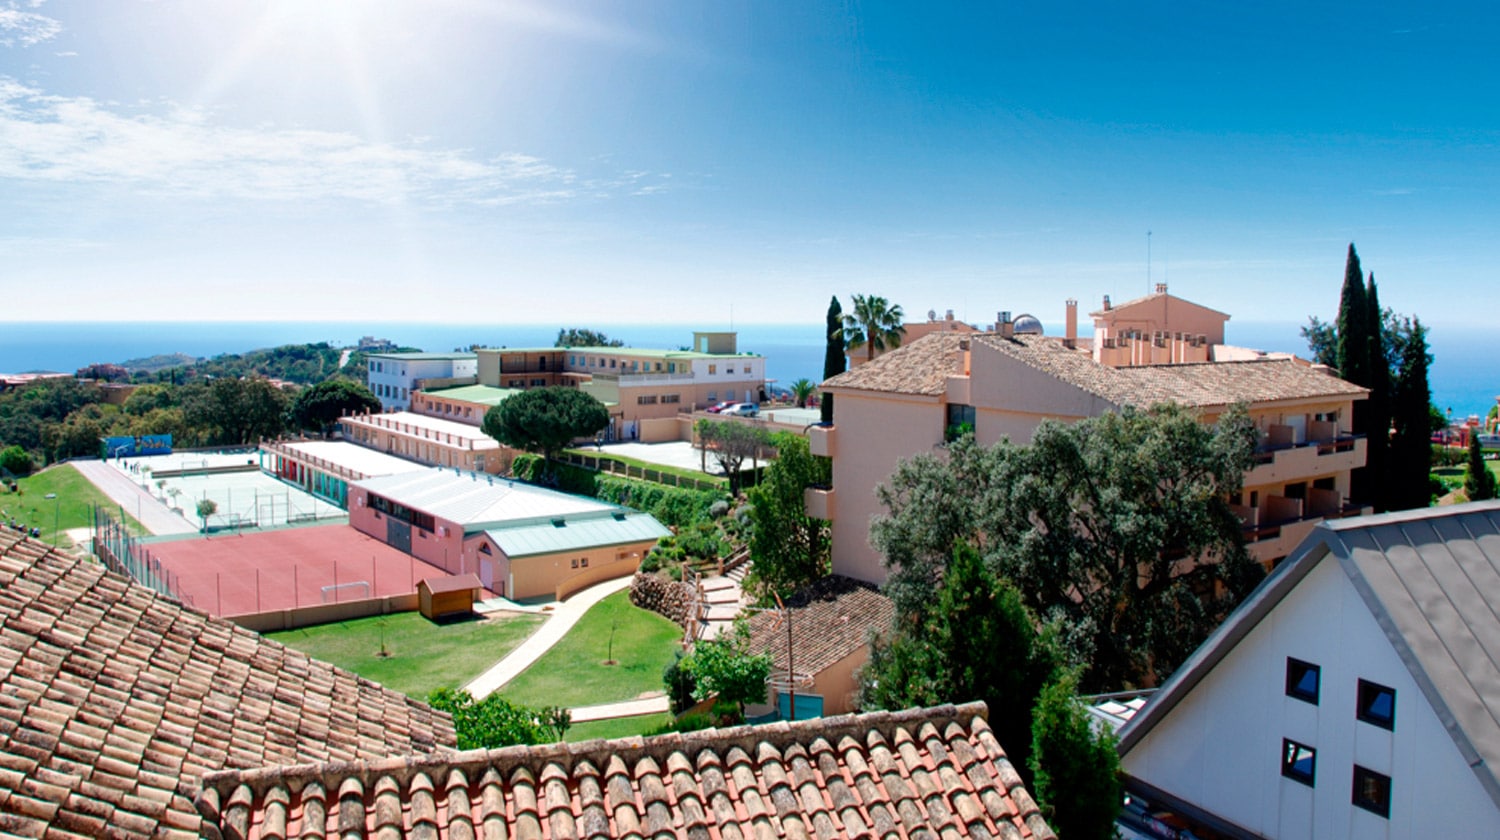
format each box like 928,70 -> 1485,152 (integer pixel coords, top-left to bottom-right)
813,292 -> 1369,585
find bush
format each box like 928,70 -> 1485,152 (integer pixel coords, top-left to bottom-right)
709,499 -> 731,519
644,710 -> 716,736
663,651 -> 698,715
596,476 -> 725,529
427,687 -> 570,749
511,453 -> 598,496
0,445 -> 34,477
1029,672 -> 1122,840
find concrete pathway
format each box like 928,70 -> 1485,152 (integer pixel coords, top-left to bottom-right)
464,575 -> 635,700
569,695 -> 671,723
71,460 -> 199,536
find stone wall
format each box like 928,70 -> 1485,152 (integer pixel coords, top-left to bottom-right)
628,572 -> 695,628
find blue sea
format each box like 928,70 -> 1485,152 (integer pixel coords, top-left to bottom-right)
1,320 -> 1493,421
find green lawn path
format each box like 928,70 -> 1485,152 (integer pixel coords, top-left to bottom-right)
501,590 -> 683,710
1,464 -> 146,547
268,611 -> 544,700
565,713 -> 673,742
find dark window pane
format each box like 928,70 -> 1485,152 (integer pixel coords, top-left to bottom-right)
1281,739 -> 1316,786
1352,766 -> 1392,818
1357,680 -> 1396,730
1286,658 -> 1320,704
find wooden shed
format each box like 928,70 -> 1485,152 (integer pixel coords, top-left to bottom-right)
417,573 -> 482,621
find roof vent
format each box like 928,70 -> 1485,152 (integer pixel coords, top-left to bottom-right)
612,512 -> 626,521
551,518 -> 566,527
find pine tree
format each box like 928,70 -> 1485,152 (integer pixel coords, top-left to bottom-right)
1388,319 -> 1433,511
1465,432 -> 1498,502
1363,274 -> 1392,510
821,296 -> 845,424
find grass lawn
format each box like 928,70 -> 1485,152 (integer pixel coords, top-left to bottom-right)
565,712 -> 673,742
1,463 -> 145,547
268,611 -> 544,699
502,590 -> 683,710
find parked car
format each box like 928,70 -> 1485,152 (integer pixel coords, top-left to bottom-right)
724,402 -> 760,417
1479,433 -> 1500,449
705,401 -> 734,413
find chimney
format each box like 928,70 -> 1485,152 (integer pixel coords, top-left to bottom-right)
1102,295 -> 1111,310
945,309 -> 954,322
1065,299 -> 1078,349
998,311 -> 1014,339
1155,282 -> 1168,295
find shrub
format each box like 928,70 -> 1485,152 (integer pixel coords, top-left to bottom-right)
709,499 -> 731,519
596,476 -> 724,529
427,688 -> 570,749
663,651 -> 698,715
0,446 -> 34,477
511,453 -> 597,496
1029,671 -> 1122,840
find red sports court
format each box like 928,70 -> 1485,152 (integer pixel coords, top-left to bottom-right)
143,524 -> 494,618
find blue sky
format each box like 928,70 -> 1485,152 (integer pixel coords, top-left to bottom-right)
1,1 -> 1495,327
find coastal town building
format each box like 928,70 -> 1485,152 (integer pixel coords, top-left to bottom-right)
811,291 -> 1369,583
2,528 -> 1057,839
339,409 -> 509,474
348,467 -> 670,600
259,438 -> 424,508
366,351 -> 477,411
1116,501 -> 1500,839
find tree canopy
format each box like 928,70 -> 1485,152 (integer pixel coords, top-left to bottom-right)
289,378 -> 381,436
683,623 -> 770,723
695,418 -> 770,494
840,294 -> 906,364
1388,318 -> 1435,511
555,328 -> 625,348
482,387 -> 610,461
872,405 -> 1262,690
746,432 -> 831,598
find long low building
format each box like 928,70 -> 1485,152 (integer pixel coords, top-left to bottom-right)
339,410 -> 510,474
349,468 -> 670,600
260,438 -> 426,507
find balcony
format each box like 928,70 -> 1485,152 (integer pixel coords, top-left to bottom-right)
808,423 -> 837,459
1244,427 -> 1365,487
804,486 -> 836,521
1234,489 -> 1369,565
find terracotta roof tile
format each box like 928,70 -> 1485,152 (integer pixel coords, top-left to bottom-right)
826,331 -> 1365,408
0,530 -> 456,838
199,702 -> 1055,839
747,575 -> 895,677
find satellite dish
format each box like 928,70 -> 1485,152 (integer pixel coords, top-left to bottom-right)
928,309 -> 937,321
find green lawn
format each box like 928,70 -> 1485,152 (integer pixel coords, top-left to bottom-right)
502,590 -> 683,710
1,463 -> 145,547
268,611 -> 544,699
565,712 -> 673,742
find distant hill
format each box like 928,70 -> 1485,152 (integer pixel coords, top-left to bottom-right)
120,352 -> 197,372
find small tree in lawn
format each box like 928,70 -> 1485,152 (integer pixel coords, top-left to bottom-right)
685,622 -> 771,724
195,498 -> 217,532
1464,433 -> 1498,501
695,418 -> 770,494
482,387 -> 610,463
1029,670 -> 1122,840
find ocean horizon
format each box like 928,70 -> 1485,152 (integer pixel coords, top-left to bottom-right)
2,319 -> 1494,421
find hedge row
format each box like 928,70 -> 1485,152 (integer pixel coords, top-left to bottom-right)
511,453 -> 726,529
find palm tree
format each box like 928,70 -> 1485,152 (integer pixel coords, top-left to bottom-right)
840,294 -> 907,364
789,378 -> 816,408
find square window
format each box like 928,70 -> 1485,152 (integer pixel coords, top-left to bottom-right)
1286,657 -> 1320,704
581,557 -> 589,568
1352,766 -> 1391,818
1281,739 -> 1316,786
1357,680 -> 1396,730
570,559 -> 578,569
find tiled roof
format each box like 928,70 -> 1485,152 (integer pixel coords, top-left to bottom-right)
197,701 -> 1056,840
974,335 -> 1366,407
0,531 -> 455,839
826,332 -> 1366,408
822,332 -> 968,396
748,575 -> 895,676
1087,290 -> 1229,320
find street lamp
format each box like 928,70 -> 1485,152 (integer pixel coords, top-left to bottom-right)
44,493 -> 58,547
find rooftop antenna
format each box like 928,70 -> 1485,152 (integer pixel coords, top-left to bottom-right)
1147,230 -> 1152,294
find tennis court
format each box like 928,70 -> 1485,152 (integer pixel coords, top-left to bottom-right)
140,524 -> 483,618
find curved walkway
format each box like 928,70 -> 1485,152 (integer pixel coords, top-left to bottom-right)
464,575 -> 635,700
569,695 -> 670,723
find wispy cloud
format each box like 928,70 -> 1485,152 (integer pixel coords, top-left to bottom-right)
0,1 -> 61,47
0,78 -> 670,206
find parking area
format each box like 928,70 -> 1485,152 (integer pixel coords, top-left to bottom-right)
594,441 -> 725,475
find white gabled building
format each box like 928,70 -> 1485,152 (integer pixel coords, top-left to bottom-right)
367,351 -> 478,411
1117,501 -> 1500,839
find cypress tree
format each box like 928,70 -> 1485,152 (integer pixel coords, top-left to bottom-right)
1363,274 -> 1392,510
1388,319 -> 1433,511
1465,431 -> 1498,502
1336,244 -> 1370,386
821,295 -> 845,424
